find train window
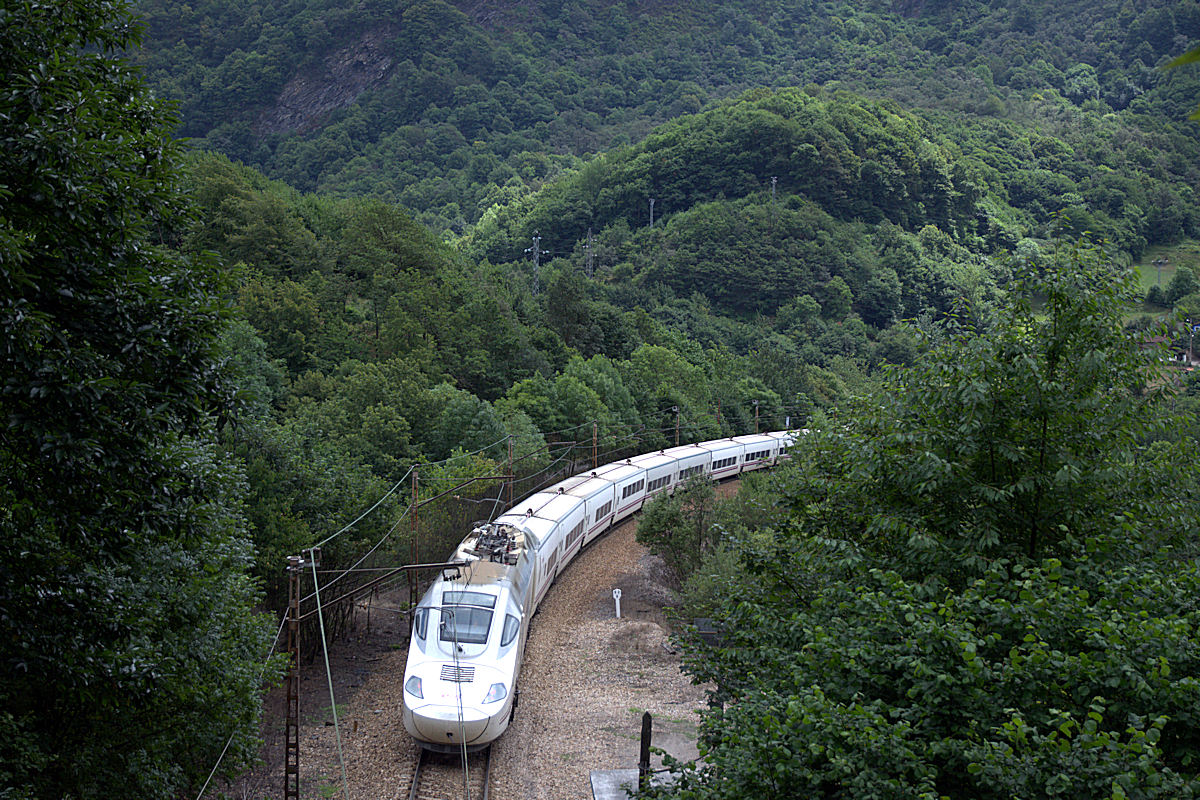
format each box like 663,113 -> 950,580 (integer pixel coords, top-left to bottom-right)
442,590 -> 496,608
413,608 -> 429,641
439,606 -> 493,646
501,614 -> 520,648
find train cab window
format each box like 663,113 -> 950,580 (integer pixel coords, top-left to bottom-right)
501,614 -> 520,648
413,608 -> 429,641
443,590 -> 497,608
440,591 -> 497,646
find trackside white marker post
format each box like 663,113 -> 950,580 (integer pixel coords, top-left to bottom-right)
613,588 -> 622,618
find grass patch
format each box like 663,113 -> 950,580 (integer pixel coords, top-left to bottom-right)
1132,240 -> 1200,292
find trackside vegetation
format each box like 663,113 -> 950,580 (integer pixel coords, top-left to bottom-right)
646,242 -> 1200,799
0,0 -> 275,797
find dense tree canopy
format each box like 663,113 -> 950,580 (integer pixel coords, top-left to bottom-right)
0,2 -> 272,796
649,242 -> 1200,799
126,0 -> 1200,239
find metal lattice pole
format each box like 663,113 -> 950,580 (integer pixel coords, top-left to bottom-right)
585,227 -> 594,277
525,231 -> 547,295
283,556 -> 302,800
410,468 -> 419,611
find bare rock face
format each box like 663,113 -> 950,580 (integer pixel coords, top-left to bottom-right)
256,27 -> 396,136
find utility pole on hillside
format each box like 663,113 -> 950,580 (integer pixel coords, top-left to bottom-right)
525,231 -> 548,296
584,227 -> 595,277
649,198 -> 656,228
770,176 -> 778,233
1190,316 -> 1195,365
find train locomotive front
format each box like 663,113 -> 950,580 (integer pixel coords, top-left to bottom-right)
401,522 -> 532,751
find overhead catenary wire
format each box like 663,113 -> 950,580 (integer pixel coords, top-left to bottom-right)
297,413 -> 787,617
300,464 -> 532,609
311,431 -> 524,552
315,464 -> 414,549
300,499 -> 414,607
195,614 -> 289,800
300,464 -> 529,610
313,426 -> 572,553
311,557 -> 351,800
302,463 -> 529,608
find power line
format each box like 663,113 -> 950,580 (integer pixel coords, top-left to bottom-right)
524,230 -> 549,295
195,614 -> 289,800
315,464 -> 413,549
310,555 -> 350,800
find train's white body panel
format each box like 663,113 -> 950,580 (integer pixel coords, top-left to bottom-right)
660,443 -> 712,485
401,431 -> 800,751
695,439 -> 744,480
732,433 -> 783,471
627,452 -> 679,502
764,429 -> 803,455
555,472 -> 619,546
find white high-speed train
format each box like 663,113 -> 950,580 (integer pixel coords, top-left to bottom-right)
400,430 -> 799,751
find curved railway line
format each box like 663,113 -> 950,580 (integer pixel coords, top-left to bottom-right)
401,433 -> 795,753
248,489 -> 734,799
406,746 -> 492,800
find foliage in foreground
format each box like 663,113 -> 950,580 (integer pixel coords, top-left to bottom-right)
649,241 -> 1200,799
0,2 -> 273,797
636,477 -> 718,587
664,557 -> 1200,800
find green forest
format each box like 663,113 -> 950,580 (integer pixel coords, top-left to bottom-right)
4,0 -> 1200,796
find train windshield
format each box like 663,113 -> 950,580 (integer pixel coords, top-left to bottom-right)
439,591 -> 496,645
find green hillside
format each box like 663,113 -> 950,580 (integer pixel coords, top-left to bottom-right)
132,0 -> 1200,232
141,0 -> 1200,617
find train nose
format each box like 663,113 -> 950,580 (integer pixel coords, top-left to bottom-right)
409,704 -> 493,744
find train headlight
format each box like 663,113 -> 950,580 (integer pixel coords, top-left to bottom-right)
404,675 -> 423,699
482,683 -> 507,704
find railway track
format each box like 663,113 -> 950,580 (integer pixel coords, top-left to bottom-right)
407,746 -> 492,800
